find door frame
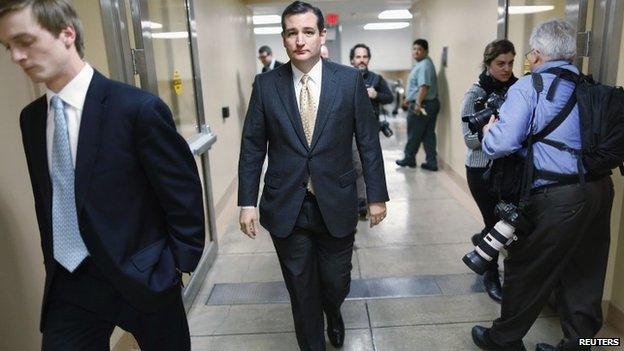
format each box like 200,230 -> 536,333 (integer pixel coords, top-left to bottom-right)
98,0 -> 219,310
585,0 -> 624,84
498,0 -> 623,83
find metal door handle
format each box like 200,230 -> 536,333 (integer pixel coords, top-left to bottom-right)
187,124 -> 217,156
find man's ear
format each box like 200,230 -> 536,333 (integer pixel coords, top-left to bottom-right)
532,50 -> 542,65
319,28 -> 327,44
60,25 -> 76,49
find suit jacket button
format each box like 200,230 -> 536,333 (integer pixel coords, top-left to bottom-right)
307,155 -> 312,160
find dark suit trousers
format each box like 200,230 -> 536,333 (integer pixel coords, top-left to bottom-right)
41,260 -> 190,351
489,177 -> 614,350
404,98 -> 440,166
272,193 -> 355,351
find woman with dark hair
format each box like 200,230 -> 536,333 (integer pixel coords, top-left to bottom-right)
460,39 -> 518,303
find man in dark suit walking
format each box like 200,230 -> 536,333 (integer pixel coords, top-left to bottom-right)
238,2 -> 389,350
259,45 -> 283,73
0,1 -> 205,350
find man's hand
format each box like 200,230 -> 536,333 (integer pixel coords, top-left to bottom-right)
482,115 -> 497,135
368,202 -> 387,228
413,103 -> 422,115
367,87 -> 378,99
401,98 -> 409,110
239,208 -> 258,239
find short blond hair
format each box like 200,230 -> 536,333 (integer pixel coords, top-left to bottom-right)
0,0 -> 85,58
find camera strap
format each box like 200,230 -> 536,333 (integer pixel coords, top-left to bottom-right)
518,73 -> 543,208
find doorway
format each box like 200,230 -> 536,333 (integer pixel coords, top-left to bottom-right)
499,0 -> 623,83
98,0 -> 219,308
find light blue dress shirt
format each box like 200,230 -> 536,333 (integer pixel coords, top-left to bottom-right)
406,56 -> 438,101
482,60 -> 582,187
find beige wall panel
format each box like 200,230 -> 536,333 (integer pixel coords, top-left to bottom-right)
0,4 -> 108,349
609,27 -> 624,313
194,0 -> 256,224
0,57 -> 45,350
411,0 -> 498,178
73,0 -> 110,76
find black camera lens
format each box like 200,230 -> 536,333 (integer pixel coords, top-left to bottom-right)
462,251 -> 489,275
463,93 -> 506,134
463,108 -> 494,134
462,204 -> 520,275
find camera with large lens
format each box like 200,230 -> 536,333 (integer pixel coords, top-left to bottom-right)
462,201 -> 531,275
462,93 -> 506,134
380,120 -> 393,137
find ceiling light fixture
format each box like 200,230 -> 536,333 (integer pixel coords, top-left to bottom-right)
364,22 -> 410,30
151,31 -> 188,39
147,21 -> 163,29
508,5 -> 555,15
378,9 -> 413,19
254,26 -> 282,35
252,15 -> 281,25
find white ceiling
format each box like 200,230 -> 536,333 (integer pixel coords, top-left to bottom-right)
248,0 -> 415,24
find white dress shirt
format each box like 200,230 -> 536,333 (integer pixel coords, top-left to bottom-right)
46,63 -> 94,169
292,59 -> 322,115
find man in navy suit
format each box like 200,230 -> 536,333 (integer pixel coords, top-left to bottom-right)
238,2 -> 389,350
0,1 -> 204,350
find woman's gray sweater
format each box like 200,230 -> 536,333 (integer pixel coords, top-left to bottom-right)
460,83 -> 491,168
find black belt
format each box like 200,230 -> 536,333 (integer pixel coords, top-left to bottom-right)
531,173 -> 608,194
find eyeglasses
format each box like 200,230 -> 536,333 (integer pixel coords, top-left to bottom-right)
258,54 -> 270,60
524,49 -> 535,60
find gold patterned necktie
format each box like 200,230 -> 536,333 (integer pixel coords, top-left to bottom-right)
299,74 -> 316,145
299,74 -> 316,193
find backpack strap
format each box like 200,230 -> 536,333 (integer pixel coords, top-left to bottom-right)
543,67 -> 579,100
539,138 -> 585,185
521,70 -> 578,147
531,72 -> 544,94
531,88 -> 577,143
543,67 -> 580,83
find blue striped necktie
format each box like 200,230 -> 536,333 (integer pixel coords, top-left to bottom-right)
50,95 -> 89,272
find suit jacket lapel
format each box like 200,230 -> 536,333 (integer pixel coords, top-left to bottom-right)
31,97 -> 52,226
75,70 -> 107,214
310,60 -> 338,151
276,63 -> 309,151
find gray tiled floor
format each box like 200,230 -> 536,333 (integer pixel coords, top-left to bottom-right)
188,116 -> 624,350
205,273 -> 484,305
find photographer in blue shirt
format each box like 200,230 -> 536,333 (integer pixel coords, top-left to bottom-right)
471,19 -> 614,351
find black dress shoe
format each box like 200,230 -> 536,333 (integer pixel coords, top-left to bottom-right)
471,326 -> 526,351
535,343 -> 558,351
327,312 -> 345,348
396,159 -> 416,168
483,269 -> 503,303
420,162 -> 439,171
